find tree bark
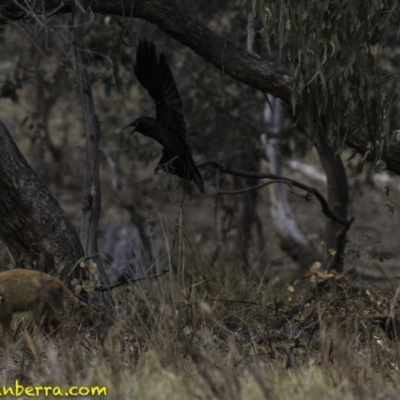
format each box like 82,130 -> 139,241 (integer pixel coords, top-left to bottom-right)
315,130 -> 350,272
0,121 -> 83,282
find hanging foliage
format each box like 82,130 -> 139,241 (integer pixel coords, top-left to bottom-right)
251,0 -> 398,153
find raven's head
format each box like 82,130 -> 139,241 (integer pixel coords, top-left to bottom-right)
125,116 -> 155,137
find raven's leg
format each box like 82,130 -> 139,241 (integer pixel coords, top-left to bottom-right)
154,151 -> 169,175
155,155 -> 180,175
183,159 -> 192,194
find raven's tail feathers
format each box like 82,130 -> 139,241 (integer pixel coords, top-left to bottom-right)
186,154 -> 205,194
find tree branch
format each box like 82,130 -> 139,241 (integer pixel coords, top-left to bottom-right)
0,0 -> 293,103
199,160 -> 354,230
2,0 -> 399,175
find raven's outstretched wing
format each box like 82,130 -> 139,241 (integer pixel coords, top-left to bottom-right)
134,38 -> 186,141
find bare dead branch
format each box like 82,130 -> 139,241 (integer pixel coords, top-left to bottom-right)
70,0 -> 110,292
199,160 -> 354,230
217,180 -> 292,195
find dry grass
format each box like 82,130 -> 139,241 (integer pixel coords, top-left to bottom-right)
0,240 -> 399,400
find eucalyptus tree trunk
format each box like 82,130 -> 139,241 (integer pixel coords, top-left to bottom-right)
0,121 -> 84,285
315,131 -> 350,272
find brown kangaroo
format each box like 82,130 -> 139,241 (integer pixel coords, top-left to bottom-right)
0,269 -> 97,336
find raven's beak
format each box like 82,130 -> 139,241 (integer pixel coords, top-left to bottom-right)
124,123 -> 137,136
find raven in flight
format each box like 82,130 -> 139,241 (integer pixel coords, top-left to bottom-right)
126,38 -> 205,194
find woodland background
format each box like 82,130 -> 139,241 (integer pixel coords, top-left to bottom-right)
0,1 -> 399,399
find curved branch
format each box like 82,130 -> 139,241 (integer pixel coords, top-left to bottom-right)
217,180 -> 292,195
199,160 -> 354,229
0,0 -> 293,103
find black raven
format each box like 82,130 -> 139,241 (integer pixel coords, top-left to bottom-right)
126,39 -> 205,194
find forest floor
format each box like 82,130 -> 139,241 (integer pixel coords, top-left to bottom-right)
1,258 -> 400,400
